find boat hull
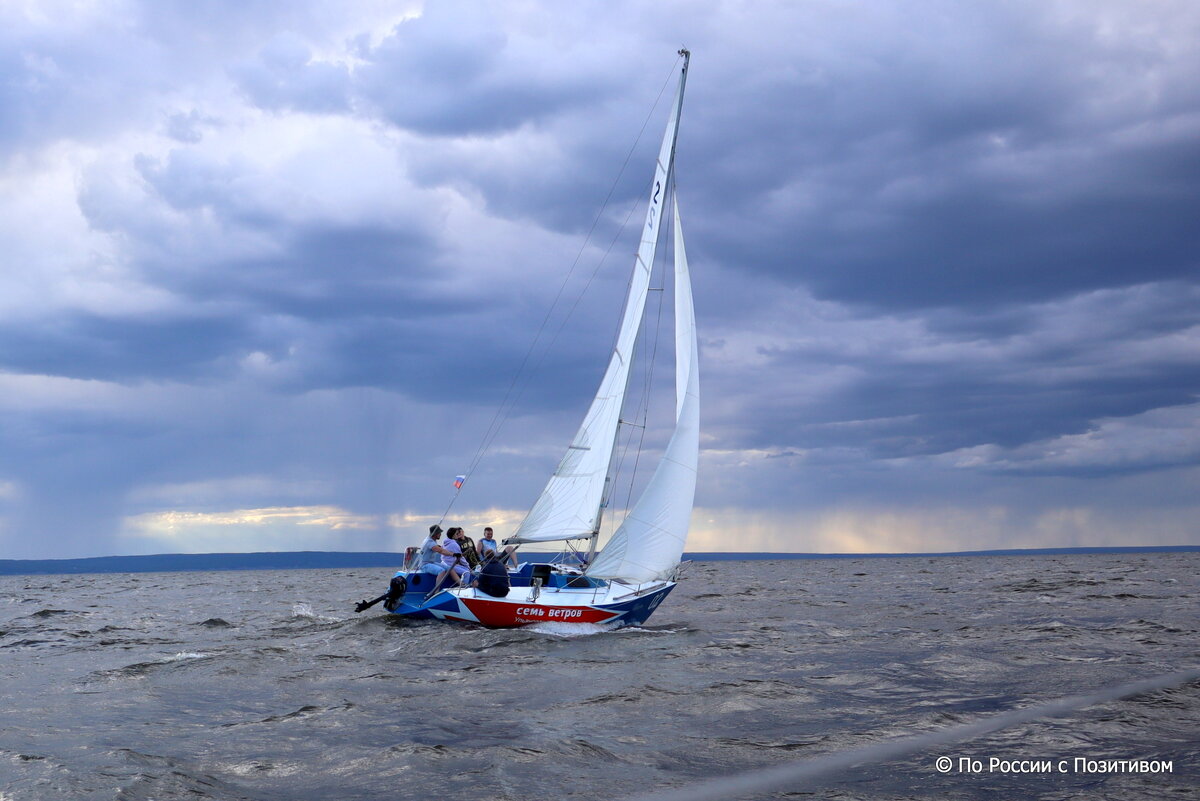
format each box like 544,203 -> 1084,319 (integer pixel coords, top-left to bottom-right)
387,575 -> 675,629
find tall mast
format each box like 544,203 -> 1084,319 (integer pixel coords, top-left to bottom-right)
590,50 -> 691,559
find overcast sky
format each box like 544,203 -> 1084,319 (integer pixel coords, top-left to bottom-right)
2,0 -> 1198,560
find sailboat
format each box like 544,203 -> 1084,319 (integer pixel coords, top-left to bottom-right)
358,50 -> 697,628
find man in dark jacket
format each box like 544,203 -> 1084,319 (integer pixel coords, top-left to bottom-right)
474,553 -> 510,598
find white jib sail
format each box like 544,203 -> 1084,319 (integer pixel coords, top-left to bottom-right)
587,194 -> 699,583
510,61 -> 688,545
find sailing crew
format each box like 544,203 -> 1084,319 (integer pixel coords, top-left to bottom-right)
458,528 -> 482,569
419,525 -> 453,577
480,526 -> 518,568
478,527 -> 498,560
473,551 -> 511,598
440,528 -> 471,585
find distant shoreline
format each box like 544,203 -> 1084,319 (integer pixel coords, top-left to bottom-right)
1,545 -> 1196,577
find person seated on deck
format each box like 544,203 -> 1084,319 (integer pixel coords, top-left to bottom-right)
472,552 -> 511,598
437,528 -> 472,586
478,527 -> 499,561
457,527 -> 481,570
419,526 -> 453,577
487,533 -> 518,569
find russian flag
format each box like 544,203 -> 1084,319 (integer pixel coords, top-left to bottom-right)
453,475 -> 466,489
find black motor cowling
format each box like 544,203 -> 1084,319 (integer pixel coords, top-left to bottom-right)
383,575 -> 408,612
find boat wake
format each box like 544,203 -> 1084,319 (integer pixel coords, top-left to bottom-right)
290,603 -> 342,623
618,626 -> 684,635
526,621 -> 618,638
526,621 -> 684,638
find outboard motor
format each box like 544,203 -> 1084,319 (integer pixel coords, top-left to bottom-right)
383,575 -> 408,612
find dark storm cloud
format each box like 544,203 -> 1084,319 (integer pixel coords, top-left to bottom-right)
0,313 -> 257,383
0,16 -> 162,158
116,148 -> 449,316
327,3 -> 682,235
3,1 -> 1199,558
682,45 -> 1200,313
51,74 -> 638,416
793,361 -> 1199,459
720,135 -> 1200,311
232,33 -> 351,114
352,2 -> 607,137
722,280 -> 1200,472
0,2 -> 333,160
167,225 -> 445,319
298,312 -> 605,408
424,6 -> 1200,315
303,2 -> 1200,319
96,147 -> 617,403
164,110 -> 218,144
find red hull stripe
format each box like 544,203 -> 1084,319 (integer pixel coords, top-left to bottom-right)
460,597 -> 620,627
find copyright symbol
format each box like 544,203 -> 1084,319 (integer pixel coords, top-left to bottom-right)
935,757 -> 953,773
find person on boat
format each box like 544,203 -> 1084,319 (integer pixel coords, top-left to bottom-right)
457,527 -> 481,570
478,527 -> 498,560
419,526 -> 453,577
472,551 -> 511,598
439,528 -> 472,585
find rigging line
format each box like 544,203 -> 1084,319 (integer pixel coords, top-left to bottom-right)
606,171 -> 673,534
455,178 -> 645,530
618,666 -> 1200,801
486,97 -> 668,493
608,149 -> 684,536
606,392 -> 643,535
620,183 -> 671,518
441,54 -> 684,521
464,56 -> 681,468
605,175 -> 674,532
471,180 -> 651,535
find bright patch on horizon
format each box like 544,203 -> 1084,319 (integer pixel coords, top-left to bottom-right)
125,505 -> 376,536
682,505 -> 1200,554
126,506 -> 369,532
119,505 -> 380,554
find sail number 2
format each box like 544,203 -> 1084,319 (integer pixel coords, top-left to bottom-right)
647,180 -> 661,230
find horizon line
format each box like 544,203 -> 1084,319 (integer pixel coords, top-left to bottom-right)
1,544 -> 1197,577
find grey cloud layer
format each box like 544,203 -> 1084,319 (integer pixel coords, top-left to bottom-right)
1,1 -> 1198,557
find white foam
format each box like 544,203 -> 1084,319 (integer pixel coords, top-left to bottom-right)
162,652 -> 209,662
291,603 -> 341,622
527,621 -> 616,638
526,622 -> 680,638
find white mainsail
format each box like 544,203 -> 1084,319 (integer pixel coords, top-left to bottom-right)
509,53 -> 690,545
587,195 -> 699,583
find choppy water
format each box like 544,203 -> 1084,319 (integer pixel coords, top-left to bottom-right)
1,554 -> 1197,800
